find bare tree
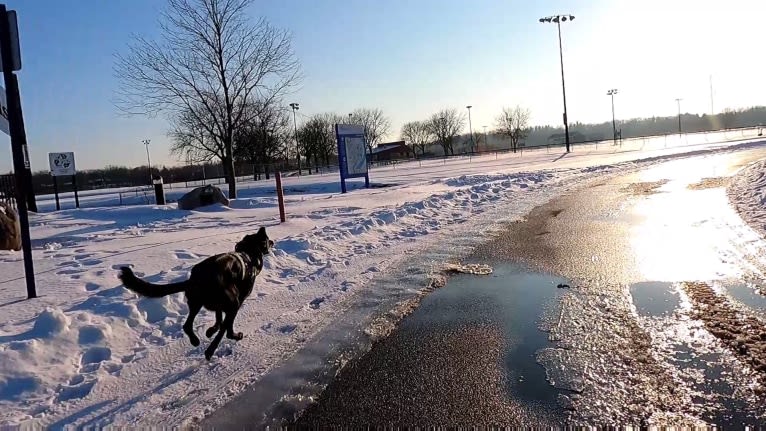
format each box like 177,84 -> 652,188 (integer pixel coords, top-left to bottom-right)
495,106 -> 531,153
426,108 -> 465,156
115,0 -> 301,198
232,103 -> 290,179
400,121 -> 430,157
350,108 -> 391,156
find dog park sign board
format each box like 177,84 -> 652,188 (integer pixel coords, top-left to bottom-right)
49,152 -> 76,176
335,124 -> 370,193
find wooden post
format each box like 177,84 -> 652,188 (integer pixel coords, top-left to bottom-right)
275,171 -> 286,223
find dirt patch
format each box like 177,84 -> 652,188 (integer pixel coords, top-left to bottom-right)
687,177 -> 730,190
620,180 -> 670,196
682,281 -> 766,393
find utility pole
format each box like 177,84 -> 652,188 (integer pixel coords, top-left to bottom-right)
483,125 -> 488,152
540,14 -> 575,153
142,139 -> 152,184
289,103 -> 301,176
607,89 -> 618,146
675,98 -> 683,136
466,105 -> 474,152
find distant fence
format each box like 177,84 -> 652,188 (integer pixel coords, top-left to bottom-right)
0,174 -> 16,210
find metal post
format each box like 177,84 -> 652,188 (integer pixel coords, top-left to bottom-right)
483,125 -> 488,152
143,139 -> 152,184
52,176 -> 60,211
466,105 -> 474,153
72,174 -> 79,208
1,5 -> 35,298
290,103 -> 301,176
607,89 -> 618,146
675,98 -> 683,136
557,20 -> 571,153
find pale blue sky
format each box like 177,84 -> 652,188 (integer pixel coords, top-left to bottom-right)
1,0 -> 765,172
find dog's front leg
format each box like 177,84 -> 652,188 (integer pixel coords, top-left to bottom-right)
206,310 -> 223,338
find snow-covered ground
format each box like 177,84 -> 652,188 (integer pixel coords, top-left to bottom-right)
0,130 -> 765,428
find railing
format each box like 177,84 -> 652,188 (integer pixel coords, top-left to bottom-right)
0,174 -> 16,210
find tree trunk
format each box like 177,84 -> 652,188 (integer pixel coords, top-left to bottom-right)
223,138 -> 237,199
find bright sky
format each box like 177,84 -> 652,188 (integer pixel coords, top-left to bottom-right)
1,0 -> 764,172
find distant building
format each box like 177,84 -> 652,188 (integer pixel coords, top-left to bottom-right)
371,141 -> 409,162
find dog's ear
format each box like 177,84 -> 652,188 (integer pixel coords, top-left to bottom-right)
257,227 -> 266,236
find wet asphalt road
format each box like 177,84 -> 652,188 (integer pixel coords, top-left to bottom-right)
199,148 -> 766,428
293,148 -> 766,427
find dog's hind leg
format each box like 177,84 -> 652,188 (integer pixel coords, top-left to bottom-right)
225,307 -> 244,341
206,310 -> 223,338
184,301 -> 202,347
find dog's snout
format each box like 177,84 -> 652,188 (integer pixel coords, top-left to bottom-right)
268,240 -> 275,248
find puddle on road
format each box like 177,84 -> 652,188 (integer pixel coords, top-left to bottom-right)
630,281 -> 679,317
723,281 -> 766,315
403,263 -> 568,408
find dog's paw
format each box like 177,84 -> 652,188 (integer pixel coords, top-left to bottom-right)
205,326 -> 219,338
189,336 -> 200,347
204,348 -> 214,361
229,332 -> 244,341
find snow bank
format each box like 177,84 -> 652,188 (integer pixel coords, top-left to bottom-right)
728,159 -> 766,236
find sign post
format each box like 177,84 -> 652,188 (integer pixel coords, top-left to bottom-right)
335,124 -> 370,194
0,4 -> 35,298
48,152 -> 77,210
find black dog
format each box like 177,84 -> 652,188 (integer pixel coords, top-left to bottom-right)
119,227 -> 274,360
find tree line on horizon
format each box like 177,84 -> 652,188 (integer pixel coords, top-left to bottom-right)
7,0 -> 766,197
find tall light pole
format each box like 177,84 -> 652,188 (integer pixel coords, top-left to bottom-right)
483,125 -> 488,151
142,139 -> 152,184
540,14 -> 575,153
675,98 -> 683,136
466,105 -> 474,153
606,89 -> 618,146
348,113 -> 353,122
289,102 -> 301,175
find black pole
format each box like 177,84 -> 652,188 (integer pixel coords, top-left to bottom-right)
611,93 -> 617,146
52,176 -> 60,211
676,99 -> 682,136
0,5 -> 36,298
72,174 -> 79,209
557,20 -> 571,153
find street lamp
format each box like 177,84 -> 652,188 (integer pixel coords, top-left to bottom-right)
606,89 -> 618,146
675,98 -> 683,136
142,139 -> 152,184
539,14 -> 575,153
466,105 -> 474,153
289,102 -> 301,175
483,125 -> 488,151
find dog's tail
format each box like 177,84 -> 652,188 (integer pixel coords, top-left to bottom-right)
119,267 -> 190,298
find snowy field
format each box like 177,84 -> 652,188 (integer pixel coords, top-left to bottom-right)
0,130 -> 765,428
